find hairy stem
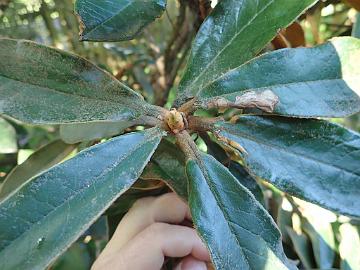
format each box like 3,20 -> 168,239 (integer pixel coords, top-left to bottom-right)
175,130 -> 199,160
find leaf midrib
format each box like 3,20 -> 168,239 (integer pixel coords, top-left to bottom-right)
0,132 -> 159,251
199,73 -> 349,100
220,127 -> 360,178
196,160 -> 251,269
207,77 -> 358,102
186,0 -> 275,96
83,0 -> 133,36
0,75 -> 137,107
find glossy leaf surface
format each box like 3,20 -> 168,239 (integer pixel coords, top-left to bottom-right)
197,37 -> 360,118
60,121 -> 135,143
0,128 -> 164,270
186,153 -> 295,269
0,140 -> 77,200
0,38 -> 146,124
0,118 -> 17,154
213,116 -> 360,217
175,0 -> 316,105
141,140 -> 187,200
75,0 -> 166,41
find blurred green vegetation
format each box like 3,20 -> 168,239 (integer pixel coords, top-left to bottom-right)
1,1 -> 360,269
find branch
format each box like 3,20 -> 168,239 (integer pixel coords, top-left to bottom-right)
175,130 -> 199,160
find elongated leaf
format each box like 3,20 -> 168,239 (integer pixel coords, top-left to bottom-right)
0,128 -> 164,270
339,223 -> 360,270
228,161 -> 265,207
0,140 -> 77,200
106,180 -> 167,216
277,199 -> 293,245
213,116 -> 360,217
141,140 -> 187,199
302,219 -> 335,269
186,153 -> 295,269
286,227 -> 315,269
60,121 -> 135,143
197,37 -> 360,117
75,0 -> 166,41
203,135 -> 266,204
175,0 -> 316,105
0,38 -> 147,124
0,118 -> 17,154
52,242 -> 90,270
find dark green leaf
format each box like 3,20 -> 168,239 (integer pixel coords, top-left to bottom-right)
0,128 -> 164,270
106,180 -> 167,217
87,216 -> 109,241
75,0 -> 166,41
60,121 -> 135,143
0,118 -> 17,154
0,38 -> 147,124
0,140 -> 77,200
186,153 -> 295,269
228,161 -> 265,207
286,227 -> 315,269
52,242 -> 91,270
197,37 -> 360,118
203,134 -> 230,165
175,0 -> 317,106
277,199 -> 293,245
213,116 -> 360,217
339,223 -> 360,270
141,140 -> 187,200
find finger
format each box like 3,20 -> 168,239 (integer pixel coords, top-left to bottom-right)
174,255 -> 208,270
98,223 -> 211,270
110,193 -> 191,248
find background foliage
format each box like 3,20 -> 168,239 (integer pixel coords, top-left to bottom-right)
0,0 -> 360,269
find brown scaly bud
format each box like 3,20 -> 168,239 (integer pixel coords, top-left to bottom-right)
165,109 -> 187,134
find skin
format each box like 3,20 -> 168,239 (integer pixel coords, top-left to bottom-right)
92,193 -> 211,270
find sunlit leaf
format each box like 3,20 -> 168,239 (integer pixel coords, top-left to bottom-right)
0,118 -> 17,154
195,37 -> 360,118
175,0 -> 317,106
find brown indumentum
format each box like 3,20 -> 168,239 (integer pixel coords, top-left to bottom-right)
164,108 -> 187,134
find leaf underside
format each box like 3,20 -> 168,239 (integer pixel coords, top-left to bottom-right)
60,121 -> 135,144
141,139 -> 188,200
0,140 -> 77,200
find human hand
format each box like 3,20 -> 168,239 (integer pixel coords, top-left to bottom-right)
92,193 -> 211,270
